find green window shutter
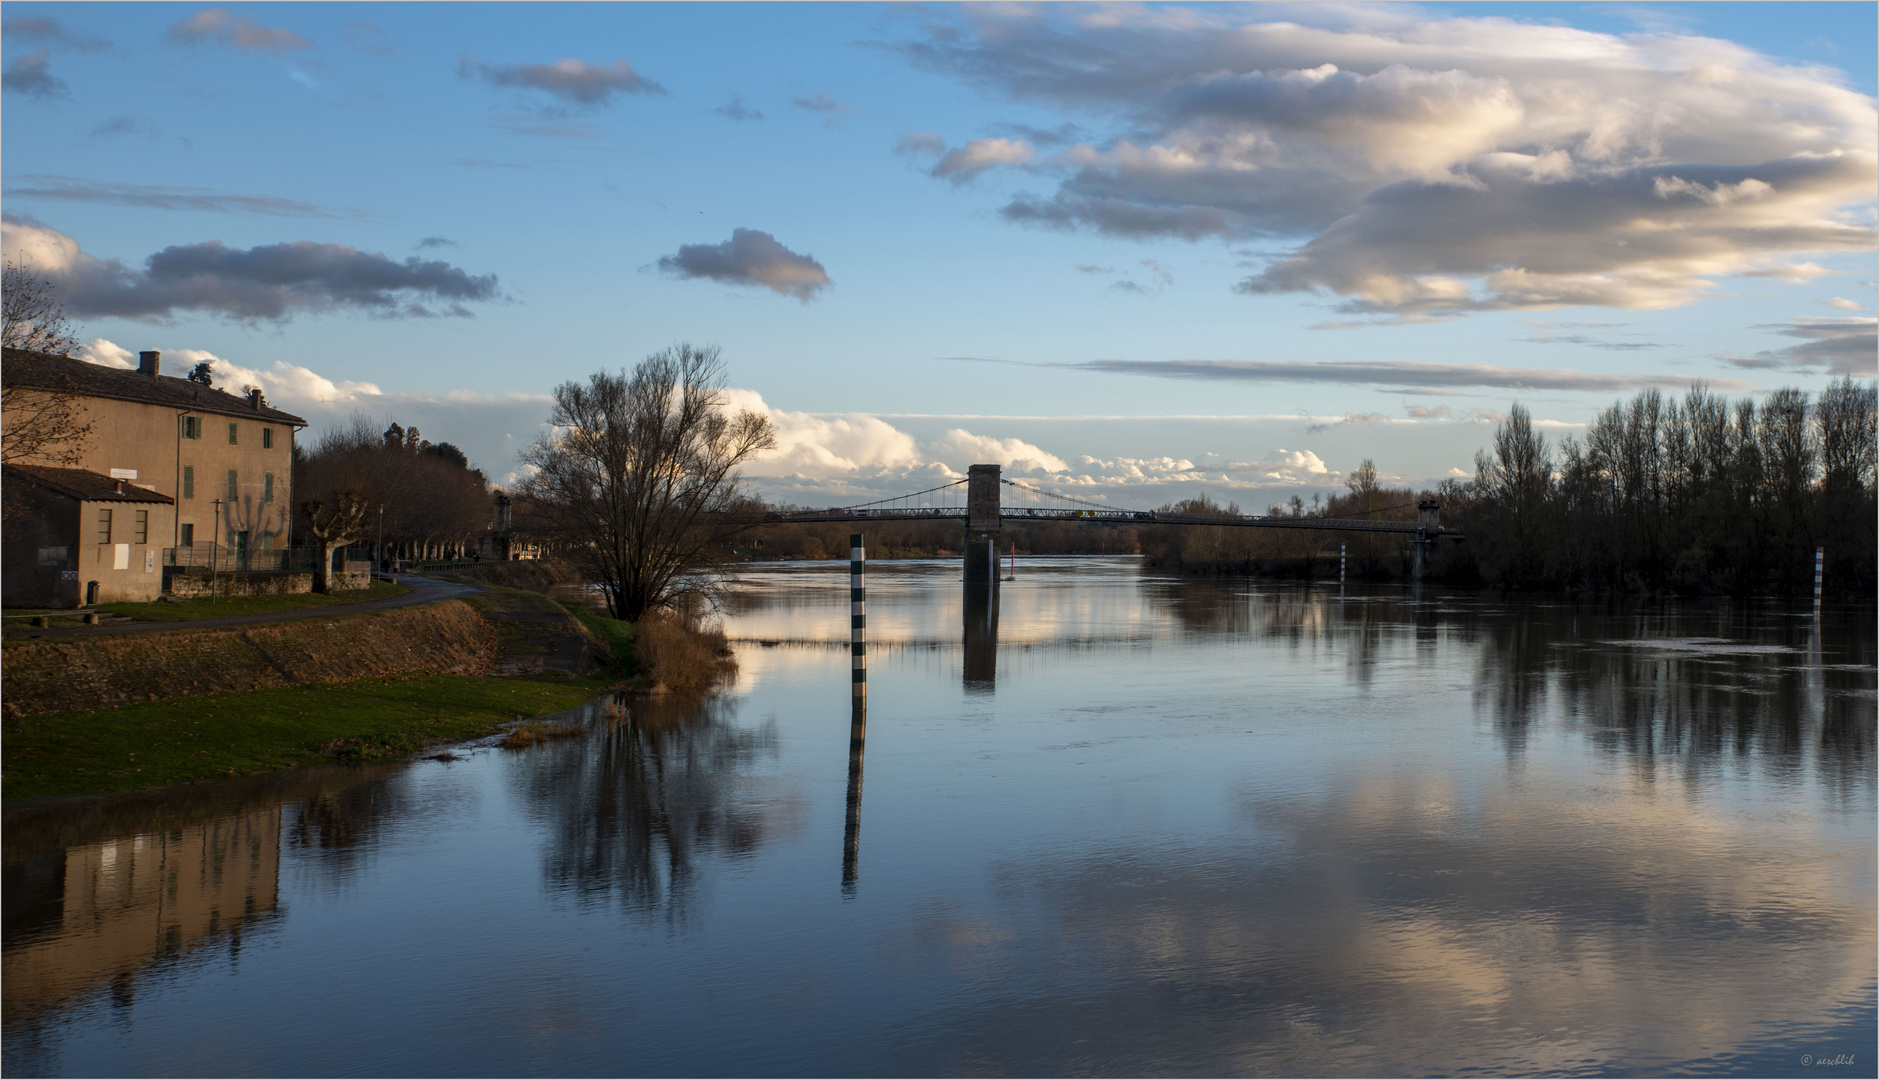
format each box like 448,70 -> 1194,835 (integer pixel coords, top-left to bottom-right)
227,469 -> 238,500
228,423 -> 238,445
264,473 -> 274,502
183,416 -> 200,439
182,465 -> 194,499
98,509 -> 112,544
263,428 -> 273,449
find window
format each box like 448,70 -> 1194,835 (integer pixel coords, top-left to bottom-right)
263,427 -> 274,449
227,469 -> 238,500
134,510 -> 148,544
264,473 -> 275,503
97,509 -> 112,544
182,465 -> 194,499
183,416 -> 201,440
180,523 -> 195,547
228,422 -> 239,445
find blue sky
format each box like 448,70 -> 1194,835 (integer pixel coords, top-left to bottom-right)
4,2 -> 1873,505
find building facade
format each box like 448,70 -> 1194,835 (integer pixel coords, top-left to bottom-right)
2,347 -> 307,606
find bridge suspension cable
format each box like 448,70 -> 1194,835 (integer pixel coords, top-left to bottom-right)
1001,478 -> 1143,515
826,478 -> 967,511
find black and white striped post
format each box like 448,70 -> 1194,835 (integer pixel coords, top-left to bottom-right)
1340,544 -> 1347,586
851,534 -> 867,700
1813,546 -> 1824,617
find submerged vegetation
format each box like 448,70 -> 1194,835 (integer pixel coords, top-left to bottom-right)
635,609 -> 737,693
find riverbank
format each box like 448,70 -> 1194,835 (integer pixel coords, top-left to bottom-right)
1,581 -> 625,800
0,578 -> 744,801
1,672 -> 611,800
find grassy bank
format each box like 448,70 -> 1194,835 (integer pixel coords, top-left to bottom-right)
1,672 -> 608,801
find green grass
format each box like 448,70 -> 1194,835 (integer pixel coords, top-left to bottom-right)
1,672 -> 608,801
87,580 -> 413,622
569,604 -> 637,677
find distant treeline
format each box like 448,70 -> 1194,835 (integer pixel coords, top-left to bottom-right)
734,378 -> 1875,598
1140,378 -> 1877,597
1441,377 -> 1875,597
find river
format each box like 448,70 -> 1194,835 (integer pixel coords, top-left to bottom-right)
4,557 -> 1874,1077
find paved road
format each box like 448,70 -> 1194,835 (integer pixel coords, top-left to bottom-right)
8,576 -> 482,639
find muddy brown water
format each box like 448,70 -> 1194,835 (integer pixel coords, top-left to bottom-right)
3,557 -> 1873,1077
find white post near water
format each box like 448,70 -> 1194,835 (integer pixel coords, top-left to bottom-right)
851,533 -> 867,700
1813,546 -> 1824,617
1340,544 -> 1347,586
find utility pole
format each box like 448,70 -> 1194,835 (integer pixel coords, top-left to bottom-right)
210,498 -> 223,602
377,505 -> 386,574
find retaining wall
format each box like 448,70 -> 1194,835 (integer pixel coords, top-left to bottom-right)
1,600 -> 497,720
163,562 -> 372,598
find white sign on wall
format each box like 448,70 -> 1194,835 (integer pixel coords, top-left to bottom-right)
114,543 -> 130,570
145,549 -> 156,573
109,468 -> 138,480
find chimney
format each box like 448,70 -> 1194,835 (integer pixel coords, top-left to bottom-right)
114,479 -> 125,494
138,350 -> 161,377
248,388 -> 264,409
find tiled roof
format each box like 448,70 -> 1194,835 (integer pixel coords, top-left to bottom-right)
2,347 -> 308,426
4,464 -> 177,504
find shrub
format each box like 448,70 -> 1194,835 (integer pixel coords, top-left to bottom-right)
636,610 -> 736,693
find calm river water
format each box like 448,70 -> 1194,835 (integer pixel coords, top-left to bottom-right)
4,557 -> 1875,1077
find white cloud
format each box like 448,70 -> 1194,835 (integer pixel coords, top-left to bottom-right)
904,6 -> 1878,315
929,428 -> 1067,474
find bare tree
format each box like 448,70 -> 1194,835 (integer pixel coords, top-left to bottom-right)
2,259 -> 81,356
523,344 -> 776,620
1,262 -> 92,481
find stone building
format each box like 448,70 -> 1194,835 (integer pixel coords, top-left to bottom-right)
2,347 -> 306,606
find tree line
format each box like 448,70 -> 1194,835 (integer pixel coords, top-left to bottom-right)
293,417 -> 495,588
1447,379 -> 1876,596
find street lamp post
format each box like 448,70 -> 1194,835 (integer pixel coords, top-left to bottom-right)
377,505 -> 385,575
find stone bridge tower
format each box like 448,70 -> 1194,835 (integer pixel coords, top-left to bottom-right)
964,463 -> 1002,585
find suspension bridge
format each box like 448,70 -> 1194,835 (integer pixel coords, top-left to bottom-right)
757,464 -> 1460,581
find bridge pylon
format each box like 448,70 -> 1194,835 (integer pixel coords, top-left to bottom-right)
964,463 -> 1002,585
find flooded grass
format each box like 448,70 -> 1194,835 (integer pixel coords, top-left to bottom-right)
500,718 -> 588,749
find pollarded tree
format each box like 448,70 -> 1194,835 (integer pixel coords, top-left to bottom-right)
522,344 -> 776,621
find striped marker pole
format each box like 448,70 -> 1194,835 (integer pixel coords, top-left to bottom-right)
1340,544 -> 1347,586
1813,546 -> 1824,618
851,533 -> 866,699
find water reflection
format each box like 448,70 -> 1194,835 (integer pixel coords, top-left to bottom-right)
1,561 -> 1870,1077
891,768 -> 1875,1077
963,581 -> 998,693
843,697 -> 866,896
509,695 -> 790,924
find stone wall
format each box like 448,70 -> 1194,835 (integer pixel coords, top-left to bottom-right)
162,562 -> 373,598
1,600 -> 497,719
165,569 -> 312,598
